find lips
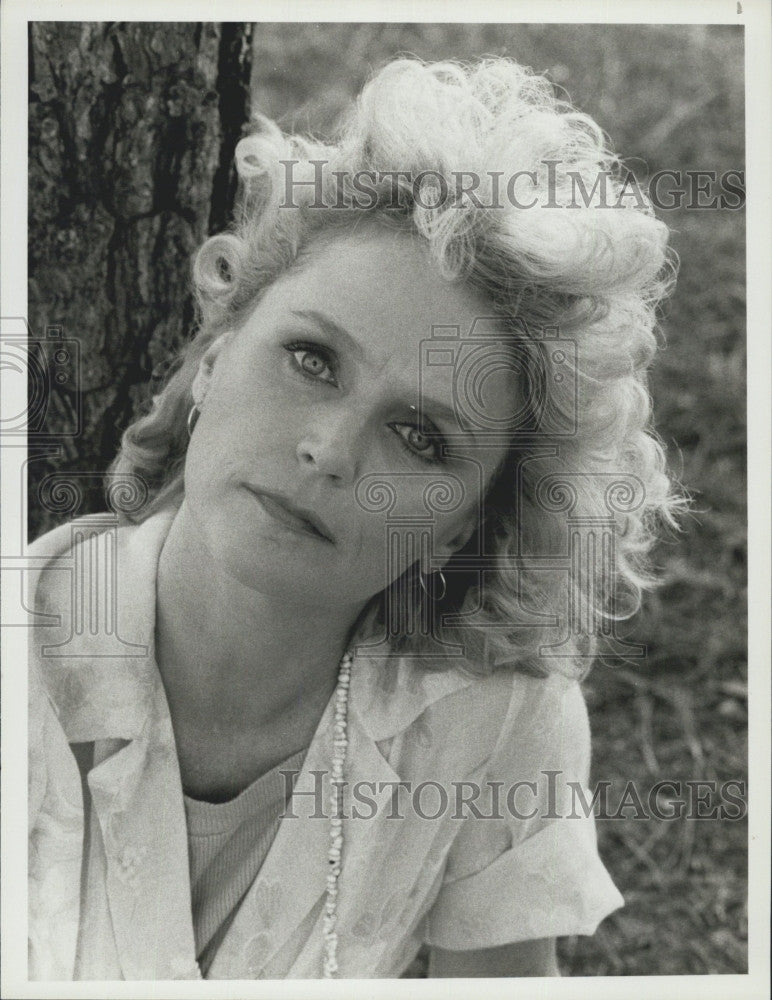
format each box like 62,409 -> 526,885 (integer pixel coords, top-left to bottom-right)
244,485 -> 334,543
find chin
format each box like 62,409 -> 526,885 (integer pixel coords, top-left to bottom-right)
208,518 -> 335,597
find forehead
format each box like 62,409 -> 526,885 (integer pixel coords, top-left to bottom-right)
273,224 -> 486,335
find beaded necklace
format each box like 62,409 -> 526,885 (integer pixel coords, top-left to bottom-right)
322,649 -> 353,977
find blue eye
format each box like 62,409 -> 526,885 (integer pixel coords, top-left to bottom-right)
285,342 -> 337,385
390,423 -> 446,465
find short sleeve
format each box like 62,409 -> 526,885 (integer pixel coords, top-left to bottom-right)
424,674 -> 624,950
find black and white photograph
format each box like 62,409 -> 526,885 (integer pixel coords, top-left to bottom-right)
1,2 -> 768,996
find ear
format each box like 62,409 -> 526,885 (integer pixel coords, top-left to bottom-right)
191,330 -> 236,407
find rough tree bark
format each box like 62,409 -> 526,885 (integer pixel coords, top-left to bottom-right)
28,21 -> 252,538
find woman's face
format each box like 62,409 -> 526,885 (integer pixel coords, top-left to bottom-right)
184,225 -> 518,612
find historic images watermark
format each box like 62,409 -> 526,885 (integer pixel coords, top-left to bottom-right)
353,315 -> 647,662
1,315 -> 148,643
278,769 -> 747,822
278,159 -> 746,212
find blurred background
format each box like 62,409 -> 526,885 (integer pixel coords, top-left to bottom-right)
27,22 -> 746,976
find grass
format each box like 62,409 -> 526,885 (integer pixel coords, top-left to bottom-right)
250,23 -> 747,977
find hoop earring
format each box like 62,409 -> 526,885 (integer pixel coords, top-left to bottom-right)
419,568 -> 447,602
186,404 -> 200,438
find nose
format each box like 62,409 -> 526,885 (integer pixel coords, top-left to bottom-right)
296,413 -> 361,486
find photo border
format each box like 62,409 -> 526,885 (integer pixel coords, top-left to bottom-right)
2,1 -> 769,998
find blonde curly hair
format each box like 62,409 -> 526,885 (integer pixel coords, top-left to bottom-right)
109,57 -> 682,678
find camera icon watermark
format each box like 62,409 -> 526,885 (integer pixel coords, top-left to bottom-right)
0,317 -> 82,438
1,317 -> 144,652
418,316 -> 577,445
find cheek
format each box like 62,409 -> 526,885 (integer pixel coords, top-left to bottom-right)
351,505 -> 474,583
352,471 -> 482,550
199,375 -> 303,463
433,506 -> 479,555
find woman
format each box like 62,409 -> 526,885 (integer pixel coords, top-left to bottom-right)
28,58 -> 678,980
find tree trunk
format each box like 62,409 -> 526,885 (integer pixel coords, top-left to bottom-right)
28,21 -> 252,538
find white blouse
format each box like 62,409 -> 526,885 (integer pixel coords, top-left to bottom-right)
28,506 -> 623,979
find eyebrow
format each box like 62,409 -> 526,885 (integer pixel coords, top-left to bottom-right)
416,397 -> 467,433
290,309 -> 365,361
290,308 -> 475,439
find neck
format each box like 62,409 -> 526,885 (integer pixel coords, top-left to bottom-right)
154,501 -> 363,737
